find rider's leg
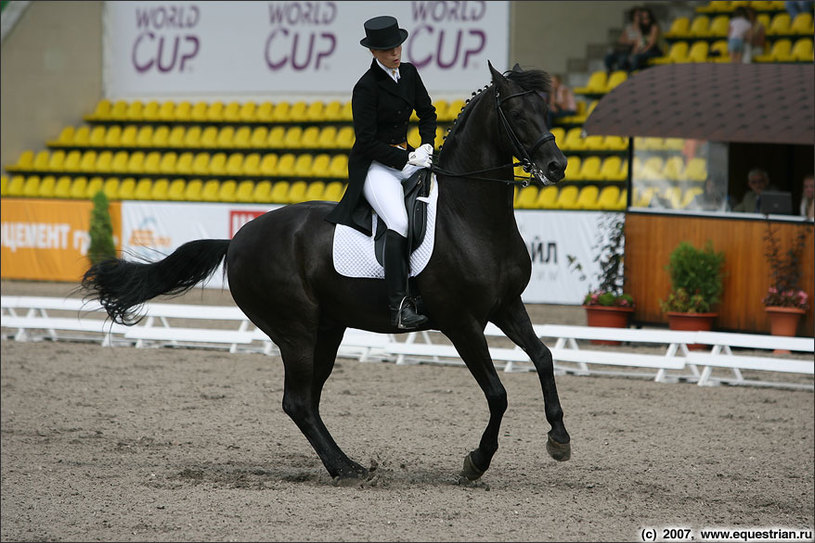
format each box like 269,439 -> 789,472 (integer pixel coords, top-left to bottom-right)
363,162 -> 429,330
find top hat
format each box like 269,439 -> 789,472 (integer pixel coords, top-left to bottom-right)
360,16 -> 408,50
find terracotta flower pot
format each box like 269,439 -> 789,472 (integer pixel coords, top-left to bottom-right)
665,311 -> 717,350
765,306 -> 805,353
584,305 -> 634,345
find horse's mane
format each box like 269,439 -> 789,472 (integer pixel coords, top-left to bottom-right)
441,67 -> 551,152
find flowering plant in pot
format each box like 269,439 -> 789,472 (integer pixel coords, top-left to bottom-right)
762,221 -> 810,338
568,213 -> 634,344
659,240 -> 725,346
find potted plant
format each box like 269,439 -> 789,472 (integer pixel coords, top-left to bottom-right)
762,221 -> 810,340
568,213 -> 634,345
659,240 -> 725,347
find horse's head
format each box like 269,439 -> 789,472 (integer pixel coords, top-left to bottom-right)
488,61 -> 567,185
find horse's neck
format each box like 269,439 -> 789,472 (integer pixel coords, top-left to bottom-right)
437,93 -> 516,222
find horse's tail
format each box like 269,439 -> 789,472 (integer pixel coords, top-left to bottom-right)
82,239 -> 231,324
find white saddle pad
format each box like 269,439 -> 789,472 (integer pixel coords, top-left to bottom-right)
332,176 -> 438,279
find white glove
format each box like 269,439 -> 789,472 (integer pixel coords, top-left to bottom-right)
418,143 -> 434,156
407,145 -> 433,169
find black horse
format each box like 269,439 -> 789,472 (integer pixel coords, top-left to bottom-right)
82,62 -> 571,482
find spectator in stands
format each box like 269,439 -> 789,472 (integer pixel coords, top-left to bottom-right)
800,173 -> 814,220
688,176 -> 729,212
628,7 -> 663,72
727,7 -> 753,64
733,168 -> 777,212
325,15 -> 436,330
547,74 -> 577,128
604,7 -> 642,73
785,0 -> 814,18
743,7 -> 766,63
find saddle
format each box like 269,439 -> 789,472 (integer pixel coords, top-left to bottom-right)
373,168 -> 432,267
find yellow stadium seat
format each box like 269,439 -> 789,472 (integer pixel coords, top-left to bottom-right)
336,126 -> 355,148
288,180 -> 308,203
575,185 -> 599,209
175,101 -> 192,121
118,178 -> 136,200
239,102 -> 257,122
681,187 -> 704,208
174,152 -> 194,175
7,175 -> 25,196
45,150 -> 66,172
225,153 -> 245,176
259,153 -> 279,176
317,126 -> 338,149
201,180 -> 220,202
73,126 -> 91,146
790,12 -> 813,35
687,41 -> 710,62
68,176 -> 88,199
9,149 -> 35,171
277,153 -> 297,177
87,99 -> 111,121
305,101 -> 325,121
184,179 -> 203,201
242,153 -> 262,177
168,126 -> 186,147
142,100 -> 160,121
256,101 -> 275,122
95,151 -> 113,173
103,126 -> 121,147
323,181 -> 345,202
88,126 -> 106,146
183,125 -> 202,147
685,157 -> 708,181
603,135 -> 628,151
305,181 -> 326,201
249,126 -> 269,148
407,126 -> 421,149
1,175 -> 10,196
54,176 -> 72,198
311,154 -> 332,177
102,177 -> 119,200
339,101 -> 353,121
632,186 -> 656,207
766,12 -> 791,35
51,126 -> 75,146
151,178 -> 169,200
323,100 -> 344,121
109,100 -> 128,121
688,15 -> 710,37
217,126 -> 235,148
596,185 -> 622,210
562,128 -> 585,151
605,70 -> 627,92
252,180 -> 273,203
78,150 -> 98,172
167,179 -> 186,201
158,152 -> 177,175
573,71 -> 607,94
233,126 -> 252,148
664,16 -> 690,38
709,39 -> 730,61
789,38 -> 813,61
599,156 -> 625,181
289,101 -> 309,122
267,126 -> 286,147
206,153 -> 225,176
133,178 -> 152,200
301,126 -> 320,148
152,125 -> 170,147
157,101 -> 176,121
84,176 -> 104,199
223,101 -> 241,122
143,152 -> 161,174
22,175 -> 40,197
662,156 -> 686,181
446,99 -> 466,121
31,150 -> 50,171
218,180 -> 237,202
536,185 -> 559,209
708,14 -> 730,37
550,127 -> 566,147
554,185 -> 579,209
652,41 -> 689,64
578,156 -> 602,180
328,154 -> 348,178
514,186 -> 539,208
127,151 -> 146,174
284,126 -> 304,148
206,101 -> 225,122
637,156 -> 664,181
272,102 -> 291,122
61,150 -> 81,172
564,155 -> 582,181
190,101 -> 208,122
125,100 -> 144,121
235,180 -> 255,202
135,125 -> 154,147
270,181 -> 291,203
294,154 -> 313,177
662,186 -> 682,209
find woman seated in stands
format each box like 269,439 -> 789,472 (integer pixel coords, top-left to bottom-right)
628,7 -> 662,72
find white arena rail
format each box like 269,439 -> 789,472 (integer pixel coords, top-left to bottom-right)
2,296 -> 812,390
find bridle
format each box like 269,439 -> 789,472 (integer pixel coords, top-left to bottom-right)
431,86 -> 556,186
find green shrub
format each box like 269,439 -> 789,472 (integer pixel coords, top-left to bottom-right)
659,240 -> 725,314
88,190 -> 116,265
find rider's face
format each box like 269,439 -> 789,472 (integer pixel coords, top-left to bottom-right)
370,46 -> 402,70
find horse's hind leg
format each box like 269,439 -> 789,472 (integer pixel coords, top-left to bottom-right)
278,322 -> 368,480
492,297 -> 571,461
443,323 -> 508,480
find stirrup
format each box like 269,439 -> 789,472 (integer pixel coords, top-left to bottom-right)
391,297 -> 429,330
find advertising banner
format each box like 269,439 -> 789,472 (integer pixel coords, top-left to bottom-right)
103,1 -> 509,97
0,199 -> 122,282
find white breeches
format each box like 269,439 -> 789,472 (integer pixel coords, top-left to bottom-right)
363,160 -> 423,237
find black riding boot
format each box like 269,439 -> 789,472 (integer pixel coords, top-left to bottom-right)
385,230 -> 429,330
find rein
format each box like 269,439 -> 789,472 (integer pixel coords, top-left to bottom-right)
432,87 -> 555,187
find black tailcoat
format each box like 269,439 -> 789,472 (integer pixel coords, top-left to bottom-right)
325,59 -> 437,235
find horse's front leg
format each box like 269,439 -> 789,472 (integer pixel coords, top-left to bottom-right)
492,297 -> 571,461
443,323 -> 508,481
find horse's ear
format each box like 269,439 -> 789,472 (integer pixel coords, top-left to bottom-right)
512,63 -> 522,72
488,60 -> 507,85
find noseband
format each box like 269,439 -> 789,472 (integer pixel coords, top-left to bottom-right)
432,86 -> 556,186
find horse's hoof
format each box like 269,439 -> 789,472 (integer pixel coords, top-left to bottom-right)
461,452 -> 485,481
546,436 -> 571,462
